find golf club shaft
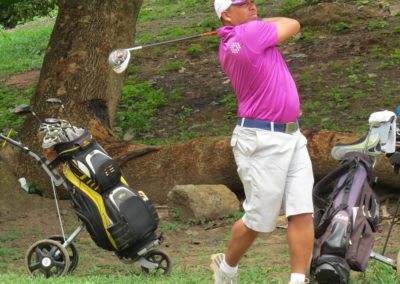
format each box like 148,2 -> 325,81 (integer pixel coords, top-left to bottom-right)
126,31 -> 217,51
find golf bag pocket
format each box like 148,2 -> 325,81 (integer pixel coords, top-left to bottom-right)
313,255 -> 350,284
358,182 -> 379,232
107,218 -> 134,251
107,187 -> 159,251
346,207 -> 374,271
72,141 -> 122,192
320,211 -> 350,257
88,151 -> 121,192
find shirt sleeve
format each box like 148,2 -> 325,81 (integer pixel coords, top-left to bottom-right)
240,21 -> 278,53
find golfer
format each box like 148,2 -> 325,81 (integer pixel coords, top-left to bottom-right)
210,1 -> 314,284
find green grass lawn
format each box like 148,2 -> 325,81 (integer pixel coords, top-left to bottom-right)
0,259 -> 399,283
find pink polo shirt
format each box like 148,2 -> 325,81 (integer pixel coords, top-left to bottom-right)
217,20 -> 300,123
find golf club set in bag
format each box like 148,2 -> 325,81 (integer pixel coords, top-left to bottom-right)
0,99 -> 171,277
310,109 -> 400,283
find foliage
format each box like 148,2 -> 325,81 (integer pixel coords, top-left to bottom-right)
199,16 -> 220,30
220,93 -> 237,119
0,87 -> 33,131
299,28 -> 317,42
368,19 -> 389,30
0,22 -> 53,75
187,44 -> 203,58
163,60 -> 183,72
0,0 -> 57,28
115,80 -> 167,134
329,21 -> 351,32
274,0 -> 303,15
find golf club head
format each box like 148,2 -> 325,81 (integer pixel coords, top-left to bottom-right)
108,49 -> 130,74
46,98 -> 64,104
12,105 -> 32,115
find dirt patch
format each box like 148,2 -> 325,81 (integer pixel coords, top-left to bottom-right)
5,70 -> 40,89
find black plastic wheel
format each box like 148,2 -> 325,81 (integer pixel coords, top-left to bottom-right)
24,239 -> 70,278
141,249 -> 172,276
48,235 -> 79,273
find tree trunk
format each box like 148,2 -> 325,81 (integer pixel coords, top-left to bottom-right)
118,131 -> 400,204
16,0 -> 143,196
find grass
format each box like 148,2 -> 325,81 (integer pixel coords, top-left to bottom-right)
0,21 -> 53,76
0,86 -> 33,131
0,251 -> 398,283
114,79 -> 167,134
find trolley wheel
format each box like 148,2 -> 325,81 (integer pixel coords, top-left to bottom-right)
24,239 -> 70,278
48,235 -> 79,273
141,249 -> 172,276
397,251 -> 400,275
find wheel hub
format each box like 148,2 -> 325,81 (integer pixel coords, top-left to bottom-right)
41,257 -> 52,267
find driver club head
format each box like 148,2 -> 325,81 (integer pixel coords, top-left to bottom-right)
12,105 -> 32,115
108,49 -> 130,74
46,98 -> 63,105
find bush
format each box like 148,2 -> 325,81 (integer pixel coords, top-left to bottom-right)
116,81 -> 167,134
0,0 -> 57,28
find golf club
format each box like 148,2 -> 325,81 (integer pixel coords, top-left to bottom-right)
108,31 -> 217,74
46,98 -> 76,133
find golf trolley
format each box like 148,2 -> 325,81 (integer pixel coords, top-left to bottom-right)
312,110 -> 400,283
0,98 -> 172,278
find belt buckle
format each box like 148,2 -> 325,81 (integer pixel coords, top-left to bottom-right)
285,122 -> 297,134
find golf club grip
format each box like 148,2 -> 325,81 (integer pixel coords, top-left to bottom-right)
137,31 -> 217,50
200,31 -> 217,37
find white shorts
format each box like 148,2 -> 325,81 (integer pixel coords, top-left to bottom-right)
231,125 -> 314,233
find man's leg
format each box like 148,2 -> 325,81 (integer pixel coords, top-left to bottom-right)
287,213 -> 314,273
224,219 -> 258,266
210,219 -> 258,284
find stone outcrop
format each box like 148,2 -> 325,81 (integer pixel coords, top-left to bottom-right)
166,184 -> 240,222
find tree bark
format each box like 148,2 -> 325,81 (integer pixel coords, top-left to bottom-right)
16,0 -> 143,196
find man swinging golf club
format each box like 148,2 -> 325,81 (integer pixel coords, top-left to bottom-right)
210,1 -> 314,284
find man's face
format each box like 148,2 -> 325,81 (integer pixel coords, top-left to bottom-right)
222,0 -> 257,26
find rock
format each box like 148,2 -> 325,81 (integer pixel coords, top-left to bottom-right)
389,4 -> 400,16
166,184 -> 240,222
123,132 -> 134,141
123,128 -> 135,141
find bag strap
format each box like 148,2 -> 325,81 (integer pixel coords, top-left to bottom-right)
314,203 -> 348,238
340,158 -> 360,205
47,156 -> 63,170
344,152 -> 374,185
313,158 -> 358,209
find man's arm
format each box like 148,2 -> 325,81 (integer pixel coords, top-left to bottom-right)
262,17 -> 300,43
